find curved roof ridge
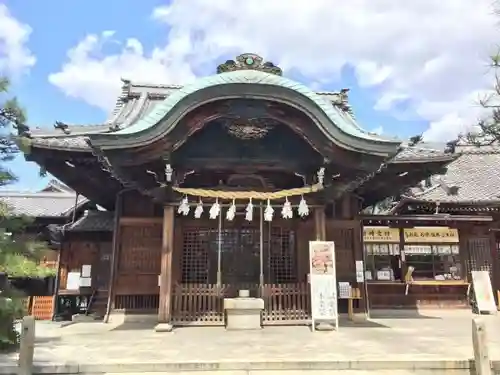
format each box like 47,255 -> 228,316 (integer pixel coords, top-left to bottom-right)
455,144 -> 500,155
122,80 -> 184,90
106,70 -> 400,147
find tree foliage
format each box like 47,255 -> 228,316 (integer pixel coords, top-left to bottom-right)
463,51 -> 500,145
0,77 -> 51,351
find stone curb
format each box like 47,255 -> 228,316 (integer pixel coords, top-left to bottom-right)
1,359 -> 499,374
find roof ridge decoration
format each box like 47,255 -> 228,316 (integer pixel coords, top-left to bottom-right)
216,53 -> 283,76
88,68 -> 402,156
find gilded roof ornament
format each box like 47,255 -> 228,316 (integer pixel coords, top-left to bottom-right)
216,53 -> 283,76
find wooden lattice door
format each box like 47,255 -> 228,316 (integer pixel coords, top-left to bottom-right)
115,224 -> 162,299
467,237 -> 493,280
326,221 -> 357,282
467,237 -> 495,308
265,224 -> 298,284
220,225 -> 261,286
95,242 -> 112,290
467,237 -> 493,277
181,226 -> 217,284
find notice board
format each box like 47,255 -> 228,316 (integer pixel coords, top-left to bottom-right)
471,270 -> 497,314
309,241 -> 338,330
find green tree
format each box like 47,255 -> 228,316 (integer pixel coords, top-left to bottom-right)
463,52 -> 500,144
0,77 -> 51,351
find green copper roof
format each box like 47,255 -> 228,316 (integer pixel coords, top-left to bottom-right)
90,70 -> 401,154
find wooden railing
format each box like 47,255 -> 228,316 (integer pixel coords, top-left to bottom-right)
261,282 -> 310,325
171,282 -> 311,326
113,283 -> 311,326
114,294 -> 159,312
172,284 -> 225,325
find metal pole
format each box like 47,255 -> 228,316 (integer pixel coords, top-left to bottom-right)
216,211 -> 222,286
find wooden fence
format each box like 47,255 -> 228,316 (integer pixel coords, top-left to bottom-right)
171,282 -> 311,326
27,296 -> 54,320
172,284 -> 225,325
261,282 -> 310,325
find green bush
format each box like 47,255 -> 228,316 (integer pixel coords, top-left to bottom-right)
0,77 -> 50,352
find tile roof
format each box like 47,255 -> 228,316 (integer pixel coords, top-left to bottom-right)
40,180 -> 75,193
27,81 -> 173,150
26,78 -> 393,151
66,210 -> 114,232
406,145 -> 500,203
392,143 -> 454,163
0,191 -> 88,218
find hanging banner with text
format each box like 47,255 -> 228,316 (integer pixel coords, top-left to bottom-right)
309,241 -> 338,327
363,226 -> 400,242
403,227 -> 459,243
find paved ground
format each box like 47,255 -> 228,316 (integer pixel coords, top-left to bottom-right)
0,310 -> 499,373
81,372 -> 474,375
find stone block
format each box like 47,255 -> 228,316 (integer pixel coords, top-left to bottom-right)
154,323 -> 173,332
224,297 -> 264,330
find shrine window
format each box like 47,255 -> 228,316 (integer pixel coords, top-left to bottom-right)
404,244 -> 462,281
364,243 -> 401,281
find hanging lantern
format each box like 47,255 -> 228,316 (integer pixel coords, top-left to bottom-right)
209,198 -> 221,219
298,195 -> 309,217
177,196 -> 190,216
226,199 -> 236,221
281,197 -> 293,219
264,199 -> 274,222
245,198 -> 253,222
194,198 -> 204,219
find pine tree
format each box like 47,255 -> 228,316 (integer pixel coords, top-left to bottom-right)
0,77 -> 50,351
464,52 -> 500,144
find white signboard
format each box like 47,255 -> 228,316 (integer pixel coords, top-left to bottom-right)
355,260 -> 364,282
79,277 -> 92,287
81,265 -> 92,278
338,282 -> 351,299
309,241 -> 338,330
471,271 -> 497,314
66,272 -> 81,290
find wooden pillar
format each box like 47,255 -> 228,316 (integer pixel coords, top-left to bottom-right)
314,206 -> 326,240
353,218 -> 366,314
341,195 -> 351,219
104,190 -> 124,323
158,206 -> 174,324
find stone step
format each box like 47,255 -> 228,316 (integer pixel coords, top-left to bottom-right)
1,359 -> 494,375
79,371 -> 471,375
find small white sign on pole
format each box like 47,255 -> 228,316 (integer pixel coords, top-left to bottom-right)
309,241 -> 338,331
471,271 -> 497,314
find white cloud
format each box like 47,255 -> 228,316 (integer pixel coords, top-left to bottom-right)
0,4 -> 35,76
48,31 -> 197,110
370,126 -> 384,136
50,0 -> 500,141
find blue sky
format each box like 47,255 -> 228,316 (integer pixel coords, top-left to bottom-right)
1,0 -> 495,191
3,0 -> 169,190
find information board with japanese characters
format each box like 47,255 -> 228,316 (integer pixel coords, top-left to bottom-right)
309,241 -> 338,330
363,226 -> 399,243
403,227 -> 459,243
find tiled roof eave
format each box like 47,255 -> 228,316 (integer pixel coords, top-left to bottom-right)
29,137 -> 93,151
400,196 -> 500,206
391,155 -> 457,163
